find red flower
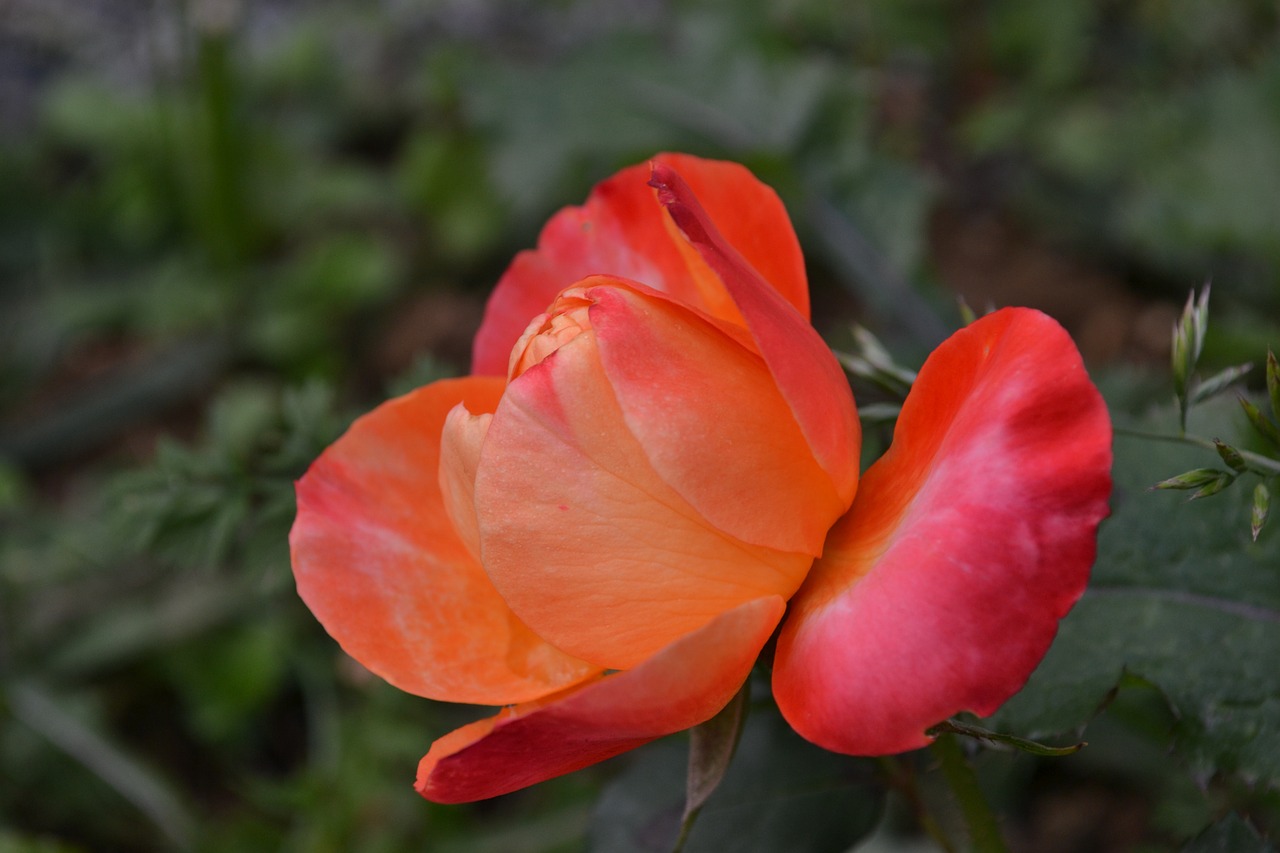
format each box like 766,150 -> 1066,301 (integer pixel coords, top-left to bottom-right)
290,154 -> 1112,803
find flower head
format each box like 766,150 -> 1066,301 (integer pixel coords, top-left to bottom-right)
290,153 -> 1112,803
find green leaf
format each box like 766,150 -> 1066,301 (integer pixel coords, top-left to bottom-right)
588,701 -> 882,853
0,459 -> 29,512
162,620 -> 289,741
1180,812 -> 1274,852
993,394 -> 1280,785
1191,363 -> 1252,405
680,681 -> 750,848
1240,396 -> 1280,450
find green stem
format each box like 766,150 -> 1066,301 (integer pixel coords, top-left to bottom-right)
929,733 -> 1009,853
1114,426 -> 1280,476
874,756 -> 959,853
670,809 -> 701,850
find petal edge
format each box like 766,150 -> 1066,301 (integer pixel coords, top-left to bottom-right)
291,377 -> 600,706
773,309 -> 1112,755
417,595 -> 786,803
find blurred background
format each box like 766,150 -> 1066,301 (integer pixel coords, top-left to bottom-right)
2,0 -> 1278,850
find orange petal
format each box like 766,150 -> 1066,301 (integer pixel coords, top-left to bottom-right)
472,153 -> 808,375
649,164 -> 860,508
590,280 -> 846,555
475,282 -> 814,670
416,595 -> 785,803
437,403 -> 489,560
291,377 -> 600,706
773,309 -> 1112,755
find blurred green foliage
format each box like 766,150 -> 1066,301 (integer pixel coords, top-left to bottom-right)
1,0 -> 1278,850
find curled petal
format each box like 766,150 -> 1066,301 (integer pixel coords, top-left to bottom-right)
416,596 -> 785,803
438,404 -> 490,560
476,280 -> 814,670
773,308 -> 1112,755
649,164 -> 860,508
291,377 -> 599,706
472,153 -> 808,375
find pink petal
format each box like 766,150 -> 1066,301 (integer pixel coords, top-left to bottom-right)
416,595 -> 785,803
291,377 -> 600,706
472,153 -> 808,375
772,308 -> 1112,755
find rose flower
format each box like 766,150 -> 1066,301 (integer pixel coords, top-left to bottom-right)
290,154 -> 1112,803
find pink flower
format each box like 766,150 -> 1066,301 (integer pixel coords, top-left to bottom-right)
290,153 -> 1112,803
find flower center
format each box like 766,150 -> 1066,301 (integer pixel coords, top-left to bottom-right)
508,288 -> 595,379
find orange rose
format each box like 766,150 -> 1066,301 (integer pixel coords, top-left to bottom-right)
290,154 -> 1111,803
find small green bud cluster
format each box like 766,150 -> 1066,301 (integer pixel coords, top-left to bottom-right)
1154,287 -> 1280,541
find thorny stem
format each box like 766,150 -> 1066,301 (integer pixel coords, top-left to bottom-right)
874,756 -> 959,853
1114,426 -> 1280,476
929,733 -> 1010,853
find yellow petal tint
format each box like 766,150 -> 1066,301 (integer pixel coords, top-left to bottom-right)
471,153 -> 809,375
474,278 -> 815,670
772,309 -> 1112,755
291,377 -> 600,706
416,595 -> 786,803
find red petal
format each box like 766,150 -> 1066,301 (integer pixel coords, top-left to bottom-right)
772,309 -> 1112,755
472,153 -> 808,375
416,595 -> 785,803
291,377 -> 599,705
649,163 -> 860,508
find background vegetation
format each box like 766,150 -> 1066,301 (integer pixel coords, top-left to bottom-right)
2,1 -> 1278,850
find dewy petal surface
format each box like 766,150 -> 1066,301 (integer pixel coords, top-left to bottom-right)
416,596 -> 785,803
649,164 -> 860,508
291,377 -> 599,706
475,280 -> 814,670
472,153 -> 808,375
773,308 -> 1112,755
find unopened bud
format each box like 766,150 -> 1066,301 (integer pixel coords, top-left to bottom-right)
1189,471 -> 1236,501
1214,440 -> 1248,474
1151,468 -> 1228,491
1253,483 -> 1271,542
